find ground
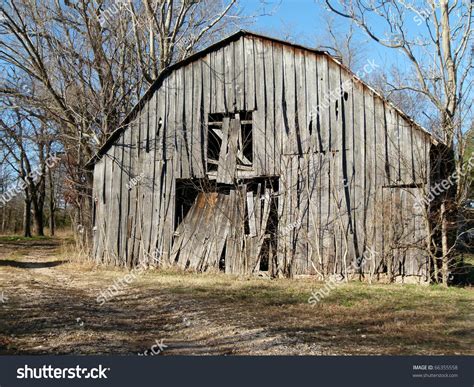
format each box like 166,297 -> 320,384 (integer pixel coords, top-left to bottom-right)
0,236 -> 473,355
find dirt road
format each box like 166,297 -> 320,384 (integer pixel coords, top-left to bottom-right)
0,238 -> 472,355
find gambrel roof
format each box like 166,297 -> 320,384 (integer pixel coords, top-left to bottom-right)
87,30 -> 438,167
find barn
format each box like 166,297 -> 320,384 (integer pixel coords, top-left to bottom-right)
88,30 -> 443,283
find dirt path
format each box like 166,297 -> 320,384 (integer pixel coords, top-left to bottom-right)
0,238 -> 472,355
0,239 -> 313,355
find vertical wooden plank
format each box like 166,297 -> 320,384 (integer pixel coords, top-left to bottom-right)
149,86 -> 164,262
374,96 -> 386,273
234,37 -> 245,111
295,48 -> 309,154
244,36 -> 256,112
209,51 -> 217,114
128,117 -> 140,267
295,155 -> 309,274
399,117 -> 412,184
352,80 -> 365,268
363,89 -> 376,274
264,41 -> 275,174
172,70 -> 181,177
253,38 -> 266,174
143,94 -> 157,262
111,142 -> 122,263
192,60 -> 205,177
328,59 -> 340,152
184,63 -> 194,178
273,43 -> 284,173
316,55 -> 330,152
327,61 -> 343,273
386,106 -> 398,184
341,71 -> 356,267
120,126 -> 131,266
104,150 -> 114,263
179,66 -> 190,179
304,52 -> 317,152
216,117 -> 232,183
215,48 -> 226,113
282,46 -> 296,155
224,41 -> 235,112
134,107 -> 147,265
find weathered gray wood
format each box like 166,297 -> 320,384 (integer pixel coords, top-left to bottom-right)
273,43 -> 284,173
216,116 -> 231,183
246,191 -> 257,237
282,46 -> 296,155
316,55 -> 330,152
234,37 -> 245,111
295,49 -> 309,154
363,88 -> 376,274
183,62 -> 194,178
340,70 -> 356,269
111,141 -> 122,264
253,38 -> 266,174
264,41 -> 275,175
244,37 -> 255,111
214,48 -> 225,113
374,97 -> 386,272
304,52 -> 317,152
91,34 -> 435,281
352,79 -> 365,268
224,42 -> 235,112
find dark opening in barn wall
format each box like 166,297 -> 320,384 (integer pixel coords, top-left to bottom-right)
170,177 -> 278,274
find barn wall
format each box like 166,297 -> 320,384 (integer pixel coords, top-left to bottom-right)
92,34 -> 432,281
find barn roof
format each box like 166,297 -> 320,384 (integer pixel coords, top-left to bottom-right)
86,30 -> 438,167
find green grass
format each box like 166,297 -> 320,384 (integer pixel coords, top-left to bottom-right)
0,235 -> 51,242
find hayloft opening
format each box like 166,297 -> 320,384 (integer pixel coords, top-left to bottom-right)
206,111 -> 254,173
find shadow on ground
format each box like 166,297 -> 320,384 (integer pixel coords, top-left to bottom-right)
0,260 -> 67,269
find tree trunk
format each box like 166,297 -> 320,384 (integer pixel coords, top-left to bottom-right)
23,198 -> 32,238
48,167 -> 55,236
440,201 -> 449,286
1,205 -> 5,234
33,203 -> 44,236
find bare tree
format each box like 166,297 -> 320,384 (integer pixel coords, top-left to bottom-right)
324,0 -> 473,285
0,0 -> 243,247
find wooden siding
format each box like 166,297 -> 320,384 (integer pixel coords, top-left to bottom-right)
92,34 -> 431,281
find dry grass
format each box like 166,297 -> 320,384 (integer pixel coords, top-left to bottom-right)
0,236 -> 472,355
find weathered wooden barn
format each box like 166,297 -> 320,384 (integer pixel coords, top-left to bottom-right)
89,31 -> 441,283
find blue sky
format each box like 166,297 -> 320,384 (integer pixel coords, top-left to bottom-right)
238,0 -> 405,71
237,0 -> 474,133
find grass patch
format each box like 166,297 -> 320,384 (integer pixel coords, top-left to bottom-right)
0,235 -> 51,242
